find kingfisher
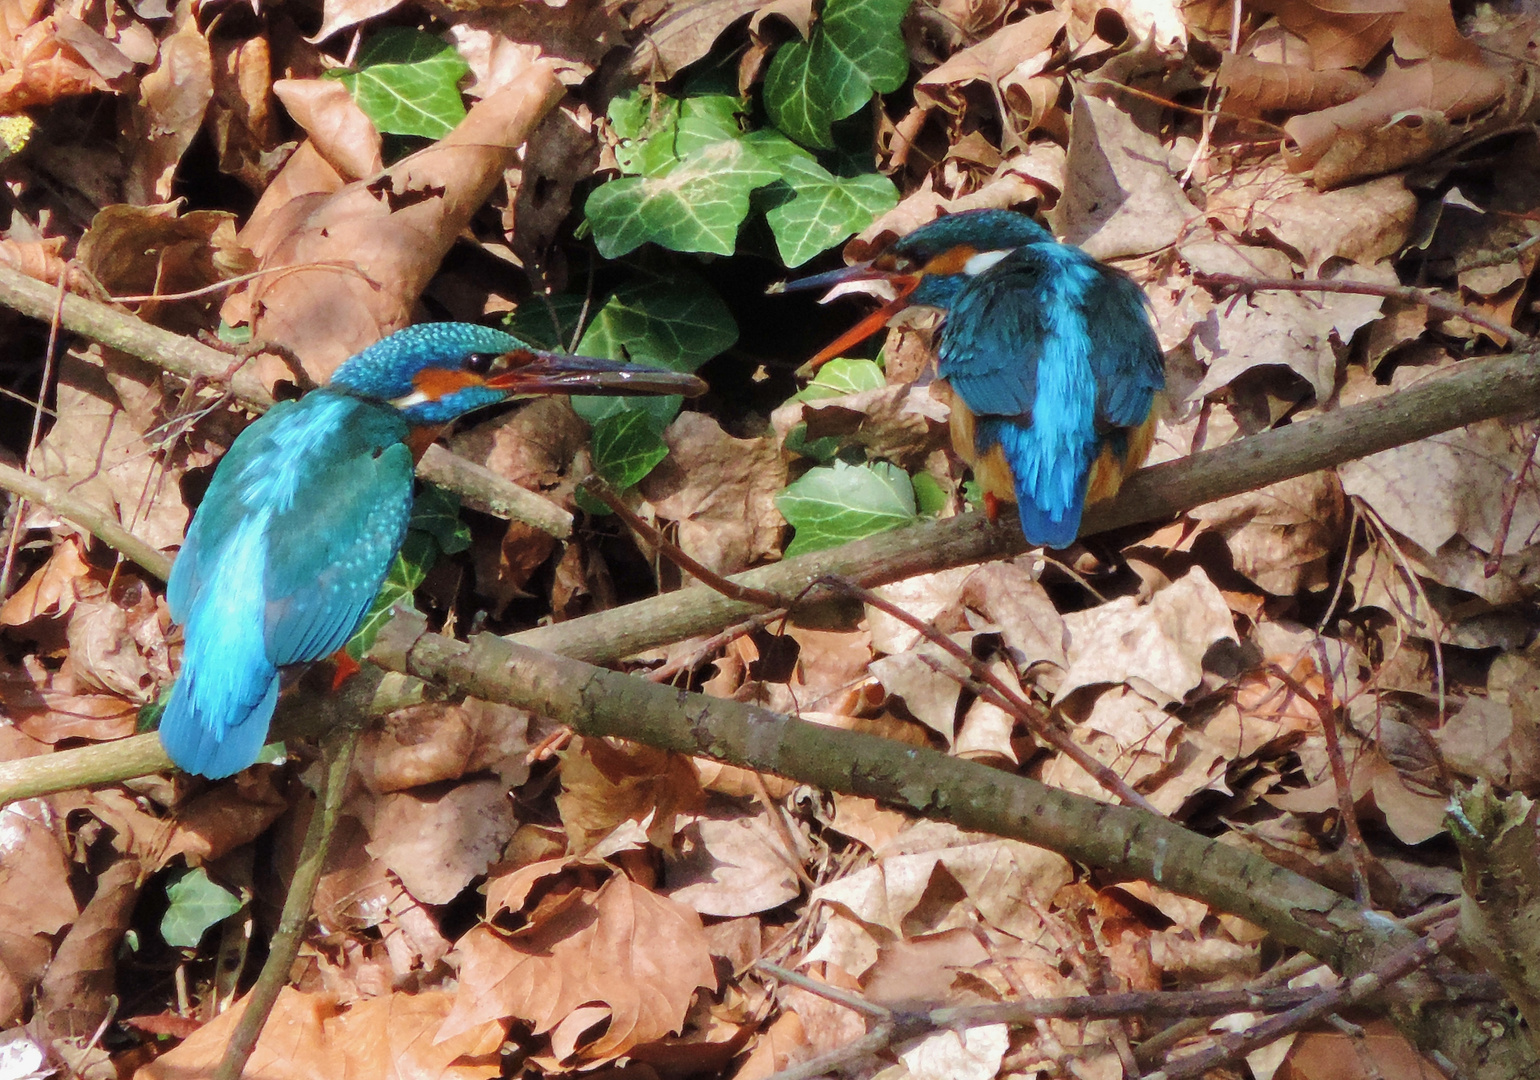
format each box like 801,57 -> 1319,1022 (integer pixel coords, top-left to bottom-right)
780,208 -> 1165,549
161,323 -> 707,778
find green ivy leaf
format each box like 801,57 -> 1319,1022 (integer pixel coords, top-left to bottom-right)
912,471 -> 948,515
333,29 -> 468,139
765,159 -> 898,267
345,529 -> 436,661
784,422 -> 842,463
795,357 -> 887,401
777,459 -> 917,556
763,0 -> 912,149
162,868 -> 243,948
570,276 -> 737,427
586,139 -> 782,257
408,485 -> 471,554
591,410 -> 670,490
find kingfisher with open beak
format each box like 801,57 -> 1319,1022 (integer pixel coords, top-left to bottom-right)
778,208 -> 1165,549
162,322 -> 707,778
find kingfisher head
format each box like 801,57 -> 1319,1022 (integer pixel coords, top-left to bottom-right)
329,323 -> 708,425
773,209 -> 1054,370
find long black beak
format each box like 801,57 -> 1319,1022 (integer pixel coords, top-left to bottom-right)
487,350 -> 708,397
768,260 -> 889,294
770,264 -> 923,375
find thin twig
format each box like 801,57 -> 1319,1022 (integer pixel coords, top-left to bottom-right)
582,476 -> 786,608
820,574 -> 1161,814
1195,271 -> 1534,348
1269,659 -> 1375,905
1147,919 -> 1458,1080
1484,423 -> 1540,577
211,725 -> 360,1080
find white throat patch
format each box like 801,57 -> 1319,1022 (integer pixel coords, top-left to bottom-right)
963,249 -> 1012,276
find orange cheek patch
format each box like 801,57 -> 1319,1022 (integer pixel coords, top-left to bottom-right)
922,245 -> 978,277
413,368 -> 483,400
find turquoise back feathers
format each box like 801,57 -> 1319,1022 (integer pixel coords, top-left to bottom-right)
160,323 -> 706,777
783,209 -> 1165,548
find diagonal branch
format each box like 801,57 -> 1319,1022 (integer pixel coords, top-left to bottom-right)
518,343 -> 1540,664
0,264 -> 575,538
366,612 -> 1533,1080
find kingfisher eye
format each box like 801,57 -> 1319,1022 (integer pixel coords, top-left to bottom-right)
463,352 -> 496,375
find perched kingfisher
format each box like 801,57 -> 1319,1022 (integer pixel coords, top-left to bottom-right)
162,323 -> 707,778
781,209 -> 1165,549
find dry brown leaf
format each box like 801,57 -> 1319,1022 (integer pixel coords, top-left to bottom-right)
208,34 -> 283,194
310,0 -> 406,50
309,814 -> 452,977
271,78 -> 383,183
627,0 -> 767,80
639,412 -> 787,576
863,927 -> 991,1007
31,352 -> 195,552
136,986 -> 503,1080
1049,89 -> 1192,260
0,655 -> 140,744
448,1 -> 623,91
77,203 -> 253,334
772,382 -> 949,469
1201,163 -> 1417,274
124,5 -> 212,206
364,779 -> 516,906
960,560 -> 1067,670
557,737 -> 701,854
1043,687 -> 1225,812
915,12 -> 1065,145
0,536 -> 91,625
33,856 -> 141,1042
1059,567 -> 1237,704
866,565 -> 978,654
355,700 -> 532,794
1283,56 -> 1515,188
438,873 -> 715,1066
0,0 -> 115,111
156,771 -> 289,867
1192,471 -> 1346,595
810,826 -> 1072,941
1192,265 -> 1386,402
0,798 -> 78,1026
732,1008 -> 812,1079
869,633 -> 1020,760
1277,1017 -> 1443,1079
1217,54 -> 1370,115
898,1024 -> 1010,1080
228,63 -> 564,381
663,806 -> 804,916
1340,417 -> 1540,559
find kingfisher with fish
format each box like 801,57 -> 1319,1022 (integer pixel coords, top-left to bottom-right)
778,208 -> 1165,549
161,323 -> 706,778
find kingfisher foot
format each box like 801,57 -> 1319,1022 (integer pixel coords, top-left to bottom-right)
330,650 -> 362,692
983,491 -> 1002,522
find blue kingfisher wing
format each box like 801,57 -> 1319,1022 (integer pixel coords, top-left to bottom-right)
170,392 -> 414,669
253,398 -> 415,666
934,258 -> 1045,420
1084,269 -> 1164,429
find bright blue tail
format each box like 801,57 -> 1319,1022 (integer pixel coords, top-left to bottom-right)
159,668 -> 279,779
980,418 -> 1095,549
160,517 -> 281,778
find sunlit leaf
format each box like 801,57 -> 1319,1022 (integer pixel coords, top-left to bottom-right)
161,868 -> 243,949
777,459 -> 917,555
763,0 -> 912,149
333,28 -> 468,139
